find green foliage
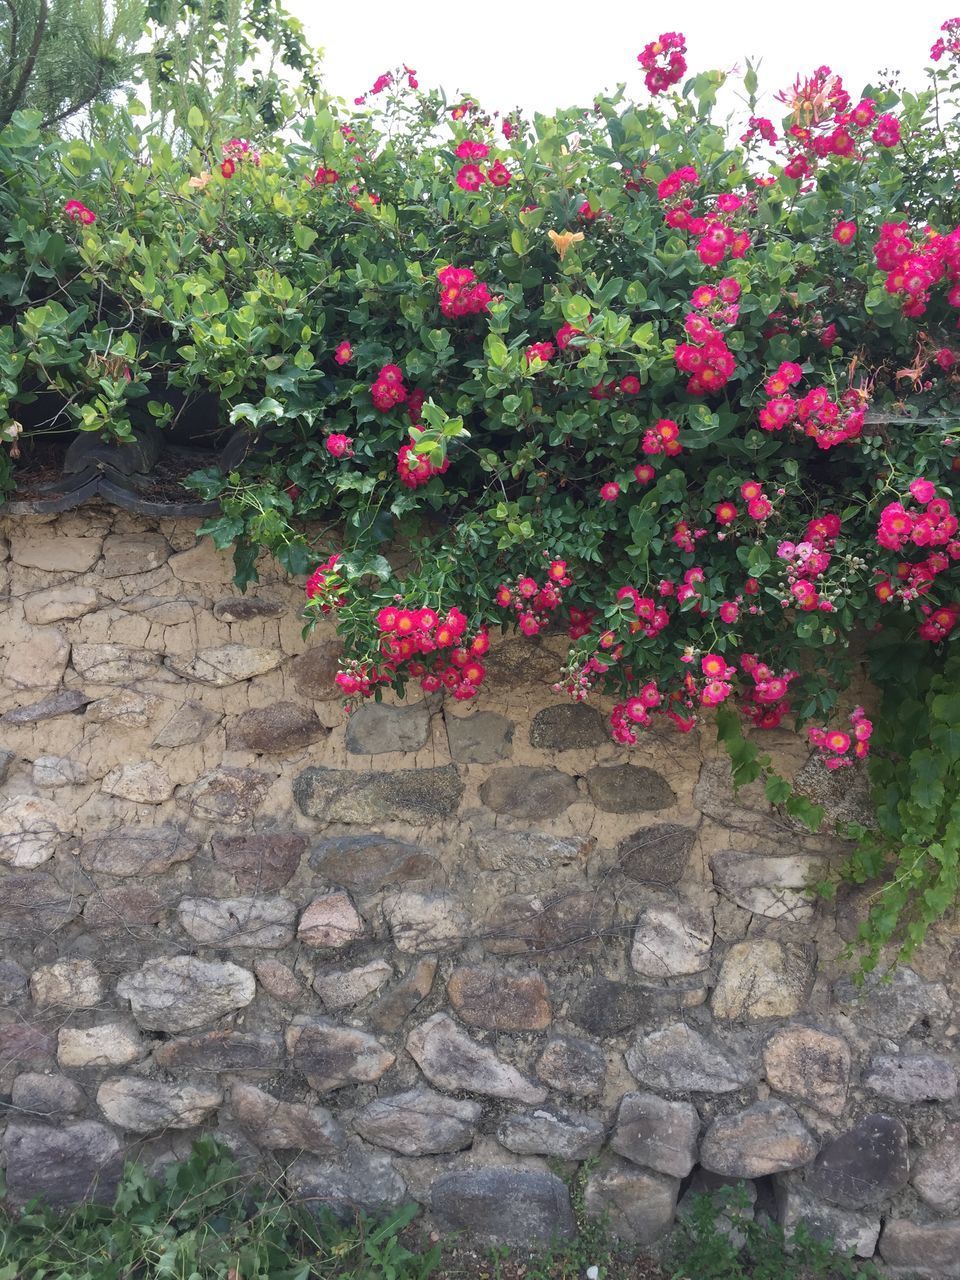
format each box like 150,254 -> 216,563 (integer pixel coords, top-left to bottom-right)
0,1138 -> 440,1280
716,703 -> 825,831
143,0 -> 322,132
669,1190 -> 882,1280
834,628 -> 960,974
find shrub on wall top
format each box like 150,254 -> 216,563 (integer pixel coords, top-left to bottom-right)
1,20 -> 960,965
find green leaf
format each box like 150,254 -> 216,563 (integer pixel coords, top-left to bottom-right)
186,105 -> 205,130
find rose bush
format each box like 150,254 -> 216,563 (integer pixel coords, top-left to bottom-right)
1,21 -> 960,967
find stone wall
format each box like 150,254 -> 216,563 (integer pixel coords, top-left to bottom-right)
0,507 -> 958,1275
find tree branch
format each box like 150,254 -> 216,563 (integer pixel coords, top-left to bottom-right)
0,0 -> 49,128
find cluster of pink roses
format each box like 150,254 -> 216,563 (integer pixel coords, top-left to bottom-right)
333,603 -> 488,701
777,70 -> 901,181
874,481 -> 960,636
759,366 -> 868,449
673,279 -> 738,395
740,654 -> 799,729
370,363 -> 408,413
809,707 -> 873,769
304,554 -> 345,613
495,560 -> 573,637
931,16 -> 960,60
220,138 -> 260,179
775,514 -> 843,614
454,140 -> 511,191
637,31 -> 687,95
874,221 -> 960,319
397,437 -> 449,489
437,264 -> 491,318
64,200 -> 96,225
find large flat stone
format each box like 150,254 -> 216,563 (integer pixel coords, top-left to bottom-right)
228,702 -> 325,753
97,1077 -> 222,1132
446,965 -> 552,1031
286,1018 -> 395,1092
700,1101 -> 818,1177
0,871 -> 79,938
31,958 -> 102,1008
85,688 -> 162,729
297,892 -> 365,948
879,1218 -> 960,1278
11,1072 -> 85,1116
479,766 -> 578,818
483,891 -> 606,959
611,1091 -> 700,1177
58,1023 -> 146,1068
82,884 -> 166,929
117,956 -> 256,1032
367,956 -> 438,1032
229,1083 -> 345,1154
80,824 -> 197,877
568,978 -> 677,1037
832,967 -> 951,1038
177,896 -> 297,948
468,829 -> 593,873
1,689 -> 91,725
711,850 -> 826,921
912,1122 -> 960,1212
23,584 -> 98,624
9,535 -> 103,573
151,700 -> 222,748
617,824 -> 696,886
71,643 -> 161,683
630,895 -> 713,978
626,1022 -> 754,1093
102,762 -> 174,804
314,960 -> 394,1009
286,1146 -> 406,1219
32,755 -> 90,787
762,1025 -> 850,1117
585,764 -> 676,813
213,597 -> 286,621
100,533 -> 170,577
355,1088 -> 481,1155
212,832 -> 305,891
176,767 -> 272,824
345,702 -> 431,754
0,795 -> 72,867
584,1156 -> 678,1244
445,711 -> 514,763
382,889 -> 468,952
430,1168 -> 574,1245
154,1030 -> 281,1073
406,1012 -> 547,1103
5,625 -> 70,689
497,1107 -> 606,1160
805,1113 -> 910,1209
2,1121 -> 122,1208
168,539 -> 236,583
775,1175 -> 881,1258
536,1035 -> 606,1098
863,1053 -> 958,1103
289,640 -> 343,700
308,835 -> 442,894
529,703 -> 608,750
294,764 -> 463,823
712,940 -> 815,1020
166,644 -> 283,685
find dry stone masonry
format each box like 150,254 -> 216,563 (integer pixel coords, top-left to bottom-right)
0,508 -> 959,1273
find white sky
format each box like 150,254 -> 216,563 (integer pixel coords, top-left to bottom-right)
289,0 -> 951,121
